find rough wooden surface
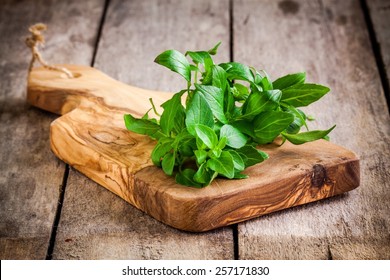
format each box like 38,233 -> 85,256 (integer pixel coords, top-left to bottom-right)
366,0 -> 390,100
0,0 -> 104,259
52,0 -> 234,259
27,64 -> 359,231
1,0 -> 389,260
234,0 -> 390,259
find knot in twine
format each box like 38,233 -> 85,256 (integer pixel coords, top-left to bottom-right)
25,23 -> 74,78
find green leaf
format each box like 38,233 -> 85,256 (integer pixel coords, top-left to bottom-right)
186,93 -> 214,135
195,84 -> 227,123
193,163 -> 212,184
175,169 -> 203,188
220,124 -> 247,149
216,136 -> 227,150
231,120 -> 256,139
154,50 -> 191,82
281,83 -> 330,107
124,114 -> 161,138
273,72 -> 306,90
285,107 -> 307,134
194,124 -> 219,149
186,50 -> 214,75
253,111 -> 294,144
162,152 -> 175,175
219,62 -> 254,82
211,65 -> 227,92
186,51 -> 212,64
160,91 -> 185,134
194,149 -> 208,164
207,151 -> 235,179
233,172 -> 249,179
252,69 -> 273,91
211,147 -> 222,158
282,125 -> 336,145
208,42 -> 221,55
231,83 -> 250,101
237,145 -> 269,167
151,138 -> 173,166
228,150 -> 245,171
242,89 -> 282,120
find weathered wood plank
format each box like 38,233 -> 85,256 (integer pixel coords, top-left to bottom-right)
234,0 -> 390,259
366,0 -> 390,102
52,0 -> 233,259
0,0 -> 104,259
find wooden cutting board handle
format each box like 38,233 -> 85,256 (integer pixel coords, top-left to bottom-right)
27,64 -> 171,117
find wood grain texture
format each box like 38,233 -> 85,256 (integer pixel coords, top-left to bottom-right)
51,0 -> 234,259
0,0 -> 104,259
28,61 -> 359,233
234,0 -> 390,259
366,0 -> 390,100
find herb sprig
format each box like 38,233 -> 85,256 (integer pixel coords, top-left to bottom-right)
124,43 -> 335,187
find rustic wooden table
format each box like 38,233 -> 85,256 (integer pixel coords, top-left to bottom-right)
1,0 -> 389,260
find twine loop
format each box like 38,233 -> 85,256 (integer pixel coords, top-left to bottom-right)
26,23 -> 74,78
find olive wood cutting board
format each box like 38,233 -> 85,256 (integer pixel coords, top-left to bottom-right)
27,65 -> 360,232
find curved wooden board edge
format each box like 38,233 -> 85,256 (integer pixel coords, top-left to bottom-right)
27,65 -> 360,232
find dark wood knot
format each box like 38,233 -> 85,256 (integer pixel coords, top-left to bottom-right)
311,164 -> 327,187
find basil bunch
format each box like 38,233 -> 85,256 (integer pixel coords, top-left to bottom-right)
124,43 -> 335,187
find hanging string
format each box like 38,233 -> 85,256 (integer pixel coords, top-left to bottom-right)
25,23 -> 74,78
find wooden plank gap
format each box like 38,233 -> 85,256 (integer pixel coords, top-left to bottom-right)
327,244 -> 333,260
360,0 -> 390,113
45,164 -> 70,260
232,224 -> 239,260
91,0 -> 111,67
229,0 -> 234,62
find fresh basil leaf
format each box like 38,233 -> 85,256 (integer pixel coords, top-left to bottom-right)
220,124 -> 247,149
231,120 -> 256,139
207,151 -> 235,179
252,69 -> 273,91
284,106 -> 307,134
281,83 -> 330,107
231,83 -> 249,101
154,50 -> 191,82
224,86 -> 236,120
186,51 -> 214,72
194,149 -> 208,164
124,114 -> 161,138
211,65 -> 227,92
241,89 -> 282,120
282,125 -> 336,144
233,172 -> 249,179
216,136 -> 227,150
151,138 -> 173,166
273,72 -> 306,90
219,62 -> 254,82
162,152 -> 175,175
228,150 -> 245,171
190,64 -> 200,72
208,42 -> 221,55
160,91 -> 185,134
195,84 -> 227,123
211,147 -> 222,158
193,163 -> 212,184
194,124 -> 219,149
175,169 -> 203,188
186,93 -> 214,135
172,129 -> 193,148
186,51 -> 212,64
237,145 -> 269,167
253,111 -> 294,144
